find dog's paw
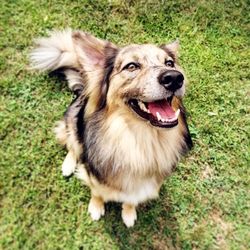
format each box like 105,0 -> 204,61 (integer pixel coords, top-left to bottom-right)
88,197 -> 105,221
62,152 -> 76,177
62,164 -> 75,177
122,204 -> 137,228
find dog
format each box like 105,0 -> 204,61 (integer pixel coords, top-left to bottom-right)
30,30 -> 192,227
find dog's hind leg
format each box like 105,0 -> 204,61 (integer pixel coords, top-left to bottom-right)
88,195 -> 105,221
62,151 -> 76,177
122,203 -> 137,228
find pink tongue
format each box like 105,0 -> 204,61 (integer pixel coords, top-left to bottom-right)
148,100 -> 175,119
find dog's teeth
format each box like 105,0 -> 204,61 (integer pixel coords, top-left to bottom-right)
175,109 -> 180,118
138,101 -> 143,110
138,101 -> 148,113
156,112 -> 161,121
156,110 -> 180,123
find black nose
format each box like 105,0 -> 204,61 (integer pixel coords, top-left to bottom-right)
158,70 -> 184,91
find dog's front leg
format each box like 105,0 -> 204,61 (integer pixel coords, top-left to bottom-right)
122,203 -> 137,227
88,195 -> 105,221
62,151 -> 76,176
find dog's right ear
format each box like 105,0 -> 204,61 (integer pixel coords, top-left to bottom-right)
72,31 -> 118,111
72,31 -> 118,72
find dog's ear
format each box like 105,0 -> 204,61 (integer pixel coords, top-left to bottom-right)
160,40 -> 180,61
72,31 -> 118,110
72,31 -> 117,71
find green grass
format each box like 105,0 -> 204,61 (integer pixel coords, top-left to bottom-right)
0,0 -> 249,249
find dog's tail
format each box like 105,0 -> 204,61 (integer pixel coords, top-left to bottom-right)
30,29 -> 79,71
30,29 -> 83,92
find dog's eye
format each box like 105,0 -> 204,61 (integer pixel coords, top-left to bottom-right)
123,62 -> 140,72
165,60 -> 174,67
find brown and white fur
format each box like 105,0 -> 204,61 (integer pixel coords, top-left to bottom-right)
30,29 -> 192,227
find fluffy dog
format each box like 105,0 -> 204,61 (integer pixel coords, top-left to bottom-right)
30,30 -> 192,227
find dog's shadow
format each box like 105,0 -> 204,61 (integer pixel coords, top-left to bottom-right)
47,70 -> 69,91
103,188 -> 180,249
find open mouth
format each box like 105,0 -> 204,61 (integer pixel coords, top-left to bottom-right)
128,96 -> 180,128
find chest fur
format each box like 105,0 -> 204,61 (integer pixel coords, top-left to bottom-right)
84,113 -> 186,184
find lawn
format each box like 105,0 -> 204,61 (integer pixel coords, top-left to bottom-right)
0,0 -> 249,249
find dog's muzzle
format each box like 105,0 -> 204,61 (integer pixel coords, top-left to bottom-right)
127,70 -> 184,128
158,70 -> 184,92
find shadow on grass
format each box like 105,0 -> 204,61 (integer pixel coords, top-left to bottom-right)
103,191 -> 180,250
48,70 -> 69,91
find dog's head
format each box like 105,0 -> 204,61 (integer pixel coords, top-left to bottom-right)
73,31 -> 186,128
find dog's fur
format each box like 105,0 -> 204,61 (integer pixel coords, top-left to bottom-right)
30,30 -> 192,227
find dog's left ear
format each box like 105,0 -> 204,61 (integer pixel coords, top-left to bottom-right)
160,40 -> 180,60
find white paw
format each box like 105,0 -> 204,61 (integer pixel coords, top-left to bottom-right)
88,199 -> 105,221
62,152 -> 76,176
122,208 -> 137,228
